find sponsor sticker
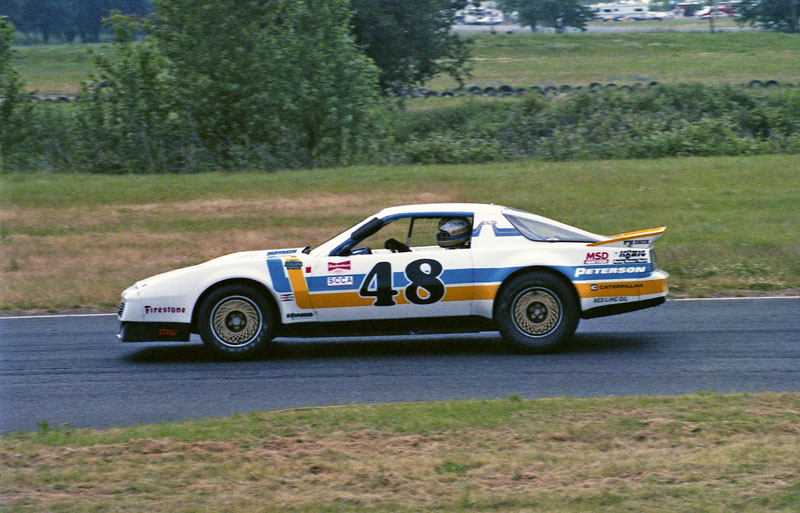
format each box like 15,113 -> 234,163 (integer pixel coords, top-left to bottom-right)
575,266 -> 647,277
623,239 -> 650,247
286,312 -> 313,319
593,296 -> 630,304
328,260 -> 351,273
279,293 -> 295,302
144,306 -> 186,315
613,249 -> 649,264
327,275 -> 354,287
266,249 -> 297,256
284,259 -> 303,270
584,251 -> 609,265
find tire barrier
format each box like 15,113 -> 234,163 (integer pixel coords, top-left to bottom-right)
406,79 -> 792,98
26,80 -> 794,103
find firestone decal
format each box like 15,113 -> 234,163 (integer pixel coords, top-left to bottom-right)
144,306 -> 186,315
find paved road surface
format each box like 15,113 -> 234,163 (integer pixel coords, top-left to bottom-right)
1,298 -> 798,433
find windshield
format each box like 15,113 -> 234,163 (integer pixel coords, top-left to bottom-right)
504,211 -> 602,243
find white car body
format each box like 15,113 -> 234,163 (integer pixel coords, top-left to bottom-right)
119,203 -> 668,357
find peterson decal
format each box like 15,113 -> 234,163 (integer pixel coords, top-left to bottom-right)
575,266 -> 647,278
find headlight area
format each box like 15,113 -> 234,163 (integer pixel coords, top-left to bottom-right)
117,293 -> 193,343
118,321 -> 191,343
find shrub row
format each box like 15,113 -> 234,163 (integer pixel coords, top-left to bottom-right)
389,83 -> 800,164
2,83 -> 800,172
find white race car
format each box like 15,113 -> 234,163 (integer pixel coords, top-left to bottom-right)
119,203 -> 668,358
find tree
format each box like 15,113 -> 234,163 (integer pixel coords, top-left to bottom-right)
349,0 -> 471,96
737,0 -> 799,33
77,0 -> 380,171
0,16 -> 30,169
498,0 -> 593,33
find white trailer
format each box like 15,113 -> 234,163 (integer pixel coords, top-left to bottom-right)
590,2 -> 650,20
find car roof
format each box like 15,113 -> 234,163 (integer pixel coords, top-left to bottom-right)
376,203 -> 506,217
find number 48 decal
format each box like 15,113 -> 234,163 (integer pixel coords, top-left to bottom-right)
360,259 -> 445,306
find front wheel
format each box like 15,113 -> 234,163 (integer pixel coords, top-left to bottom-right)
495,272 -> 579,353
197,284 -> 275,360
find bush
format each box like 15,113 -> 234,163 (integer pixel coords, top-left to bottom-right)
391,84 -> 800,164
1,16 -> 31,170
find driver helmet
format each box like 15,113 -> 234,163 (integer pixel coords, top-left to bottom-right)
437,217 -> 471,249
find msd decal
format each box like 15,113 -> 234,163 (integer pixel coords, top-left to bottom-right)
584,251 -> 609,265
328,260 -> 351,273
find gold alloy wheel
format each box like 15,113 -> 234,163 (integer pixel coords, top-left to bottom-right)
512,288 -> 562,337
210,296 -> 262,347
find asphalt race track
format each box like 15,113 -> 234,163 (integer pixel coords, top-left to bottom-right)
1,298 -> 798,434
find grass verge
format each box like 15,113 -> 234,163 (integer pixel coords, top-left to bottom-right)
14,31 -> 800,95
1,154 -> 798,313
2,393 -> 799,512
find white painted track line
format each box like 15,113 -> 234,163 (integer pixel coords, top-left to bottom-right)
1,296 -> 798,320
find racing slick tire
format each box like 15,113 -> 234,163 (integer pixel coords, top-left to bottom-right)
197,284 -> 276,360
495,271 -> 579,354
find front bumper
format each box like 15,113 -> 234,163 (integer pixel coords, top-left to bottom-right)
119,322 -> 192,343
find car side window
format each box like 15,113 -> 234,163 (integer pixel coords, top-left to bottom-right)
355,218 -> 410,253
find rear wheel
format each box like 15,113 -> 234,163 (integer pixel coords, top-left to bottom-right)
197,284 -> 275,360
495,272 -> 579,353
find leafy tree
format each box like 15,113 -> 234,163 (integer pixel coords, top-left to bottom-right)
75,14 -> 180,172
349,0 -> 471,95
151,0 -> 380,167
498,0 -> 593,33
76,0 -> 380,172
0,15 -> 30,169
19,0 -> 69,41
736,0 -> 799,33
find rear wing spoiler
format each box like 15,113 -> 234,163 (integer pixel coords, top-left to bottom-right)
587,227 -> 666,248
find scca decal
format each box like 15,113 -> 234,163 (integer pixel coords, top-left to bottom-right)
327,275 -> 354,287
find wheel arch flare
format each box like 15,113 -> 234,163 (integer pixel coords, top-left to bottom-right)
191,278 -> 280,333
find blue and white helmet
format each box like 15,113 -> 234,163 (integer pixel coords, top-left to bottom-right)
437,217 -> 471,248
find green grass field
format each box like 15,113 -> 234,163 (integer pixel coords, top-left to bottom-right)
428,31 -> 800,91
1,155 -> 798,313
2,393 -> 799,512
13,31 -> 800,95
3,27 -> 799,513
